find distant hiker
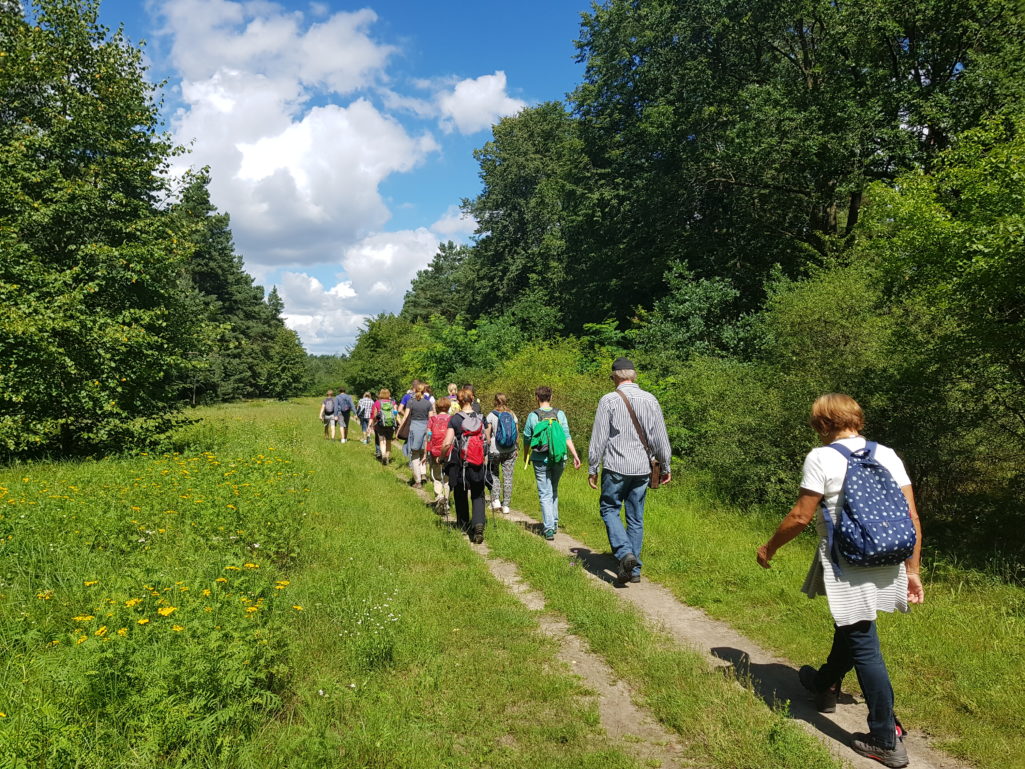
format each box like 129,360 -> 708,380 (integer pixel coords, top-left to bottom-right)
442,387 -> 492,543
335,387 -> 355,443
319,389 -> 338,440
357,391 -> 374,444
398,379 -> 420,417
425,396 -> 453,515
468,385 -> 482,415
588,358 -> 671,585
447,384 -> 460,415
403,382 -> 433,490
486,393 -> 518,514
370,388 -> 399,465
756,394 -> 923,768
522,386 -> 581,540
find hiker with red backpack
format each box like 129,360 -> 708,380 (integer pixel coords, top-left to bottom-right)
522,386 -> 582,540
441,387 -> 492,543
486,393 -> 518,514
425,395 -> 453,515
370,388 -> 399,465
756,394 -> 924,769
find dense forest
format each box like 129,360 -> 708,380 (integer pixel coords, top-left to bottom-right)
0,0 -> 308,459
337,0 -> 1025,563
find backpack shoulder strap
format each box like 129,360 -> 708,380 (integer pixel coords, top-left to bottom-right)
616,390 -> 652,457
826,442 -> 853,460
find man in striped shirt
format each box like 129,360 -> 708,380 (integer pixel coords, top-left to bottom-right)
588,358 -> 672,585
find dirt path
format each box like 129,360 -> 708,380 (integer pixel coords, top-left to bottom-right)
495,507 -> 970,769
475,546 -> 693,769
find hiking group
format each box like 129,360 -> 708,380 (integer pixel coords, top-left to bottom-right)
319,363 -> 923,768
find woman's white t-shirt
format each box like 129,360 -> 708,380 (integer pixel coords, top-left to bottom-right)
799,437 -> 913,626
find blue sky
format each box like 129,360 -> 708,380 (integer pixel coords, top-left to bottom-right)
94,0 -> 591,353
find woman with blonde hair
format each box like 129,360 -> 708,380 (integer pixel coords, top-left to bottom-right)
757,393 -> 923,768
442,387 -> 491,543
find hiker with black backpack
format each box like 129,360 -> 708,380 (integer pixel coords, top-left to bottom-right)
441,388 -> 491,543
756,394 -> 924,769
486,393 -> 518,514
370,388 -> 399,465
588,359 -> 672,585
522,386 -> 582,541
319,389 -> 338,440
334,387 -> 355,443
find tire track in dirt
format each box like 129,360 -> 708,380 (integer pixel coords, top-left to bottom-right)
496,506 -> 970,769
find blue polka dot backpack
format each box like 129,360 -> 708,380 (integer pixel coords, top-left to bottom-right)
824,442 -> 917,572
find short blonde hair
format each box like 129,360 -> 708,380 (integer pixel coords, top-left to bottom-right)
809,393 -> 864,439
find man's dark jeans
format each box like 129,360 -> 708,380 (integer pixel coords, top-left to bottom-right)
814,620 -> 896,748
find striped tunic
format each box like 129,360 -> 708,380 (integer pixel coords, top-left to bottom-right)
588,383 -> 671,477
800,437 -> 911,626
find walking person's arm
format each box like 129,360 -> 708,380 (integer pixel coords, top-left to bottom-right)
902,486 -> 925,604
756,489 -> 821,568
559,411 -> 581,470
651,402 -> 672,485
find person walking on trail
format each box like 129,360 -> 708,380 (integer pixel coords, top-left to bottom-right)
402,382 -> 433,489
334,387 -> 355,443
370,388 -> 399,465
486,393 -> 518,514
756,393 -> 923,769
588,359 -> 672,585
319,389 -> 338,440
522,386 -> 582,541
357,391 -> 374,444
397,379 -> 419,418
446,383 -> 460,415
442,388 -> 492,543
425,396 -> 453,515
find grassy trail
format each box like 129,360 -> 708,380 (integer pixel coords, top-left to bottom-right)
3,398 -> 1019,768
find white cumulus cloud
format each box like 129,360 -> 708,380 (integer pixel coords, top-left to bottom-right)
437,71 -> 526,134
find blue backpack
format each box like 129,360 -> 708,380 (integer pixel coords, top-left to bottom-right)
824,442 -> 916,571
492,410 -> 518,451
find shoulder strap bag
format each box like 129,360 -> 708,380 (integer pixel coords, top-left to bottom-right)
616,390 -> 663,489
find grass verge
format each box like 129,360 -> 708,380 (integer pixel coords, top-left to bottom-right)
484,513 -> 846,769
0,400 -> 639,768
541,468 -> 1025,769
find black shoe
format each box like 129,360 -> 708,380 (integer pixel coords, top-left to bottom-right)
798,665 -> 838,713
630,574 -> 640,583
471,524 -> 484,544
851,732 -> 908,768
616,553 -> 639,584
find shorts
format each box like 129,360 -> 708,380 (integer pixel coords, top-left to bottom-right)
322,415 -> 337,424
376,424 -> 395,440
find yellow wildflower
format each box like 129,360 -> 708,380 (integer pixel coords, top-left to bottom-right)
245,606 -> 258,613
72,615 -> 95,622
243,563 -> 259,569
292,605 -> 304,611
124,598 -> 142,607
95,626 -> 107,637
201,589 -> 211,597
224,566 -> 241,571
75,636 -> 87,644
171,624 -> 184,632
83,580 -> 99,586
36,591 -> 53,600
157,607 -> 176,617
137,618 -> 149,625
117,628 -> 128,637
215,577 -> 227,583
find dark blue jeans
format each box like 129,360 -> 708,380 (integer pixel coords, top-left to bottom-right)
599,470 -> 649,575
814,620 -> 896,748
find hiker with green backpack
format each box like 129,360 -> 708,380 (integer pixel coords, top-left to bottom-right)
522,385 -> 581,540
370,388 -> 399,465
